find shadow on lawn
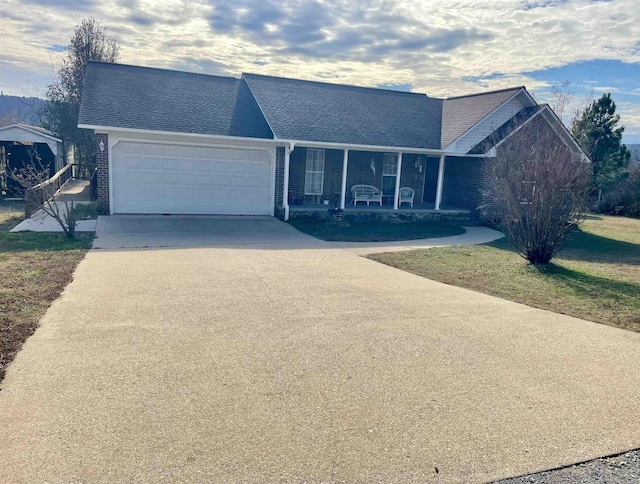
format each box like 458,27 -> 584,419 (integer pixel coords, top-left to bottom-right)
562,230 -> 640,265
533,263 -> 640,303
487,230 -> 640,265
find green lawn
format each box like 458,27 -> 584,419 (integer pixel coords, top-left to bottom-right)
289,217 -> 465,242
370,215 -> 640,332
0,201 -> 92,382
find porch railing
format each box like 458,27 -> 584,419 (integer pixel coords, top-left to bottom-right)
24,163 -> 74,217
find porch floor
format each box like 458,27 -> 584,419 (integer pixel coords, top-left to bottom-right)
289,203 -> 469,214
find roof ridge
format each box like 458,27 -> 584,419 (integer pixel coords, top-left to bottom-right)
87,60 -> 239,82
444,86 -> 524,100
243,72 -> 428,97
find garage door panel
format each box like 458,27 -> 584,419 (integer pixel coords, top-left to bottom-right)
113,141 -> 272,215
180,159 -> 196,171
143,158 -> 161,170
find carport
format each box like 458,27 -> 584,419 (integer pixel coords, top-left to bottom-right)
0,124 -> 64,196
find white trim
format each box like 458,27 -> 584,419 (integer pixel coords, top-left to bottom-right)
539,106 -> 590,161
83,124 -> 495,157
103,135 -> 272,153
492,105 -> 589,161
0,123 -> 61,143
280,139 -> 445,156
79,124 -> 277,146
435,155 -> 446,211
283,143 -> 295,221
240,75 -> 278,140
268,147 -> 276,216
393,152 -> 403,210
340,149 -> 349,209
443,88 -> 535,152
304,148 -> 325,196
108,137 -> 117,215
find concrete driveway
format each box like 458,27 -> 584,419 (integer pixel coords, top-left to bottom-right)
1,216 -> 640,483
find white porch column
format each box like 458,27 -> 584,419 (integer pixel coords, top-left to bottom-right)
393,152 -> 403,210
435,154 -> 446,211
283,143 -> 294,220
340,149 -> 349,209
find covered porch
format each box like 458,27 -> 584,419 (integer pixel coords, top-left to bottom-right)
281,144 -> 482,221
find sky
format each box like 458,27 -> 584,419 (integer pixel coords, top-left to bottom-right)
1,0 -> 639,143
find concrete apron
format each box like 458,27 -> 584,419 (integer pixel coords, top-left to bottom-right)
1,217 -> 639,483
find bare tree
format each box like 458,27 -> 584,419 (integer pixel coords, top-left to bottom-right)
44,18 -> 120,169
7,146 -> 78,238
482,117 -> 591,265
550,80 -> 573,122
548,81 -> 594,133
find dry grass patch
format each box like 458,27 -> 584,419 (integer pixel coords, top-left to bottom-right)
370,215 -> 640,332
0,204 -> 92,382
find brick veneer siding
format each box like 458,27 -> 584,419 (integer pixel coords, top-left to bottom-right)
288,147 -> 344,206
287,148 -> 428,207
274,146 -> 285,219
95,133 -> 110,214
441,156 -> 487,214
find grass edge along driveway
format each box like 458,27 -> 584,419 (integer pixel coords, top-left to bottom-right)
370,215 -> 640,333
0,207 -> 92,382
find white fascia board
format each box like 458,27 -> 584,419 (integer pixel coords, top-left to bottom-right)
78,124 -> 277,146
277,139 -> 446,156
539,106 -> 590,161
0,123 -> 62,143
78,125 -> 489,158
493,105 -> 590,161
442,88 -> 529,151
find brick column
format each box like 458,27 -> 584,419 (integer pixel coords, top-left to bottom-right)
94,133 -> 110,214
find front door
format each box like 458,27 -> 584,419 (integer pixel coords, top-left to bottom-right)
423,157 -> 439,203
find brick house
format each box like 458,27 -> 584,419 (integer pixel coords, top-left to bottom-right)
78,61 -> 586,220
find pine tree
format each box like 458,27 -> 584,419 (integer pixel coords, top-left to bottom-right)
572,93 -> 630,195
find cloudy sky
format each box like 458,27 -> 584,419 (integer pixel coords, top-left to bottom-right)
1,0 -> 639,142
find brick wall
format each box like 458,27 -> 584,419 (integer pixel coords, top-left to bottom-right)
288,147 -> 344,206
95,133 -> 109,214
442,156 -> 487,213
286,148 -> 429,206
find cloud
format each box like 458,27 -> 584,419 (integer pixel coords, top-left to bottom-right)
2,0 -> 639,141
21,0 -> 96,11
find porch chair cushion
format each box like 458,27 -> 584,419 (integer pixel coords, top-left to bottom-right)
350,185 -> 382,206
399,187 -> 415,207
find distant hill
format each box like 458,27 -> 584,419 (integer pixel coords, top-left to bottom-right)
0,94 -> 47,126
627,144 -> 640,163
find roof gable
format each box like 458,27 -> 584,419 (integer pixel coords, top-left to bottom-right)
0,123 -> 60,142
243,73 -> 442,149
79,62 -> 272,139
441,87 -> 525,149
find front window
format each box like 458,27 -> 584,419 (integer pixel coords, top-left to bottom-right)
381,153 -> 398,195
305,148 -> 325,195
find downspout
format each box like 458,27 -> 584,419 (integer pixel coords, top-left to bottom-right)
283,142 -> 295,221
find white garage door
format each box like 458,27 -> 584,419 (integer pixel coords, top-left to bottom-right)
112,141 -> 272,215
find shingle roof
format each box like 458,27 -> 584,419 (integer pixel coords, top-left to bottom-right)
79,62 -> 538,154
441,87 -> 523,149
79,62 -> 273,139
243,73 -> 443,149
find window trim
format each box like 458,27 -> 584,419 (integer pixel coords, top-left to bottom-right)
304,148 -> 325,196
381,153 -> 398,195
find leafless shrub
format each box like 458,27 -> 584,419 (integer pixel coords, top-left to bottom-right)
482,118 -> 591,265
7,146 -> 78,238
